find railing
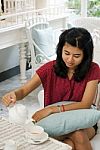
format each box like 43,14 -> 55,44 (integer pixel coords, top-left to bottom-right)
3,0 -> 35,14
0,5 -> 66,29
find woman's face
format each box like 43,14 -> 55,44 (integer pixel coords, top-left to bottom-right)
62,43 -> 84,70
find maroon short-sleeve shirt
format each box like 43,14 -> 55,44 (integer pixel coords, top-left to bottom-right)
36,61 -> 100,106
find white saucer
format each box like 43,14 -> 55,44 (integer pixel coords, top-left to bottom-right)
25,132 -> 49,145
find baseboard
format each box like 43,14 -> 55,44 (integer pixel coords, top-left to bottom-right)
0,62 -> 31,82
0,66 -> 20,82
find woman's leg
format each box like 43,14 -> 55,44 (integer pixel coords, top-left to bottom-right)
85,127 -> 96,140
54,127 -> 95,150
54,134 -> 75,150
63,138 -> 75,150
65,127 -> 95,150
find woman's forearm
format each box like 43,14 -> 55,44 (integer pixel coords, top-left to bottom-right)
14,88 -> 25,100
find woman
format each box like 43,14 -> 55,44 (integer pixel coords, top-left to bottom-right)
2,27 -> 100,150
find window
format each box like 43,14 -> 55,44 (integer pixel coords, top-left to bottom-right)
64,0 -> 100,17
87,0 -> 100,17
65,0 -> 81,15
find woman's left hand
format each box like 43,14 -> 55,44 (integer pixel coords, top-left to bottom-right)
32,106 -> 56,122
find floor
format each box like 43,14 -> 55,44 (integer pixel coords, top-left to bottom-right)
0,69 -> 42,119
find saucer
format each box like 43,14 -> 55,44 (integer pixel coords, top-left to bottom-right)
25,132 -> 49,144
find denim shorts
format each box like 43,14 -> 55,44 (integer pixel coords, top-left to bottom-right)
93,123 -> 98,134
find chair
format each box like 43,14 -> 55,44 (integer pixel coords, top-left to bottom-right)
91,84 -> 100,150
25,21 -> 57,75
92,29 -> 100,65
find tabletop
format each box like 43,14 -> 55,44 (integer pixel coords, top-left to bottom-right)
0,116 -> 72,150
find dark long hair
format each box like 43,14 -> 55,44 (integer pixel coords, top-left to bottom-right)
54,27 -> 94,82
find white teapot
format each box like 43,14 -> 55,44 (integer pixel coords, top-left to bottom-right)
9,104 -> 28,125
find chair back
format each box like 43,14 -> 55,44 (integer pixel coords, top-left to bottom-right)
25,21 -> 56,75
95,83 -> 100,110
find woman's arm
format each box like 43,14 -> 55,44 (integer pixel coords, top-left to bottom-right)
15,73 -> 42,100
32,80 -> 99,122
53,80 -> 99,112
2,73 -> 42,106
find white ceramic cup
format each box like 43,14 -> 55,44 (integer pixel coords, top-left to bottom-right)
25,122 -> 44,141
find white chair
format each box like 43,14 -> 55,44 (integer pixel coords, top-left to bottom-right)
92,29 -> 100,65
91,84 -> 100,150
25,21 -> 57,75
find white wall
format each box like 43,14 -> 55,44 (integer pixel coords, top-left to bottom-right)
35,0 -> 47,9
0,46 -> 19,73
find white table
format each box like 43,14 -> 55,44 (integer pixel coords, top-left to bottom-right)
0,25 -> 28,84
0,117 -> 72,150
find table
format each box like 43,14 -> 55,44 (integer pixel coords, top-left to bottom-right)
0,25 -> 28,84
0,117 -> 72,150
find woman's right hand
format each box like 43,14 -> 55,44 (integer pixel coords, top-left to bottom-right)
2,91 -> 16,107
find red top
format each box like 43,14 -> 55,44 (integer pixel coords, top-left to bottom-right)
36,61 -> 100,106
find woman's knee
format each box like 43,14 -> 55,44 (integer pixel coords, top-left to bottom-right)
71,129 -> 88,144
